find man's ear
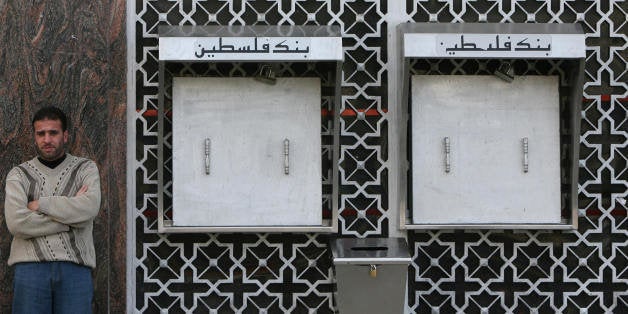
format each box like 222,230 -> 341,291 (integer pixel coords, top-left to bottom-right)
63,130 -> 69,144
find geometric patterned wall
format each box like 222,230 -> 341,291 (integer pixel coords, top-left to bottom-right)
128,1 -> 627,312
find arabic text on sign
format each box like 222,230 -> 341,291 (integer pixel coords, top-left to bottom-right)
193,37 -> 311,59
436,34 -> 552,57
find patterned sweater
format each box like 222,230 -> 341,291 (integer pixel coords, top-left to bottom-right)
4,154 -> 101,268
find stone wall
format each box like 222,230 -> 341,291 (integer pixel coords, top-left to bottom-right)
0,1 -> 126,312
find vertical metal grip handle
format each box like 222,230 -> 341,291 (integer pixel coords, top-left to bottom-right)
284,139 -> 289,175
444,137 -> 451,173
205,138 -> 211,175
522,137 -> 529,173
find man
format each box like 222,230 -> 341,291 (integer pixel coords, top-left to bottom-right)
4,106 -> 101,313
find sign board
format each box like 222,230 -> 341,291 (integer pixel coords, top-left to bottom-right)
401,23 -> 585,59
160,36 -> 342,61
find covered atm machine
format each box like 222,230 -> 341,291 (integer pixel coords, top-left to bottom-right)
398,23 -> 585,229
157,25 -> 342,232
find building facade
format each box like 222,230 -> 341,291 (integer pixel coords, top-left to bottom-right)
1,1 -> 626,313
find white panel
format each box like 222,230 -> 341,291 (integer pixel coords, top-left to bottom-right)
172,77 -> 322,226
411,75 -> 561,224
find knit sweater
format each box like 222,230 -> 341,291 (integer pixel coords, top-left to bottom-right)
4,154 -> 101,268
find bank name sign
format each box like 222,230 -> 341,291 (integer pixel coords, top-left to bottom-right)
405,33 -> 584,59
160,36 -> 342,61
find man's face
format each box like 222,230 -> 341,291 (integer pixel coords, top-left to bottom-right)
34,118 -> 68,161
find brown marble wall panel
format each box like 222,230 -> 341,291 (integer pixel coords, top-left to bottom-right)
0,1 -> 126,313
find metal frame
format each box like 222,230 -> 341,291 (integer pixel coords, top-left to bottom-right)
157,25 -> 342,233
330,237 -> 411,265
397,23 -> 585,230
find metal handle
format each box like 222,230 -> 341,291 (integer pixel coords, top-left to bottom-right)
284,139 -> 289,175
205,138 -> 211,175
444,137 -> 451,173
522,137 -> 528,173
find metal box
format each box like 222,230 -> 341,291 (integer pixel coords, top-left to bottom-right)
331,238 -> 411,314
171,77 -> 322,227
397,23 -> 585,229
157,25 -> 343,232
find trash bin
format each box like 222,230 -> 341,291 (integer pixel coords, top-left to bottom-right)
330,237 -> 411,314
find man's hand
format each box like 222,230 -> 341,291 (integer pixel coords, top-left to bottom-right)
75,185 -> 88,197
27,200 -> 39,211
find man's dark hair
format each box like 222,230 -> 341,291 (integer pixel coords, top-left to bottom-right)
32,106 -> 68,131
